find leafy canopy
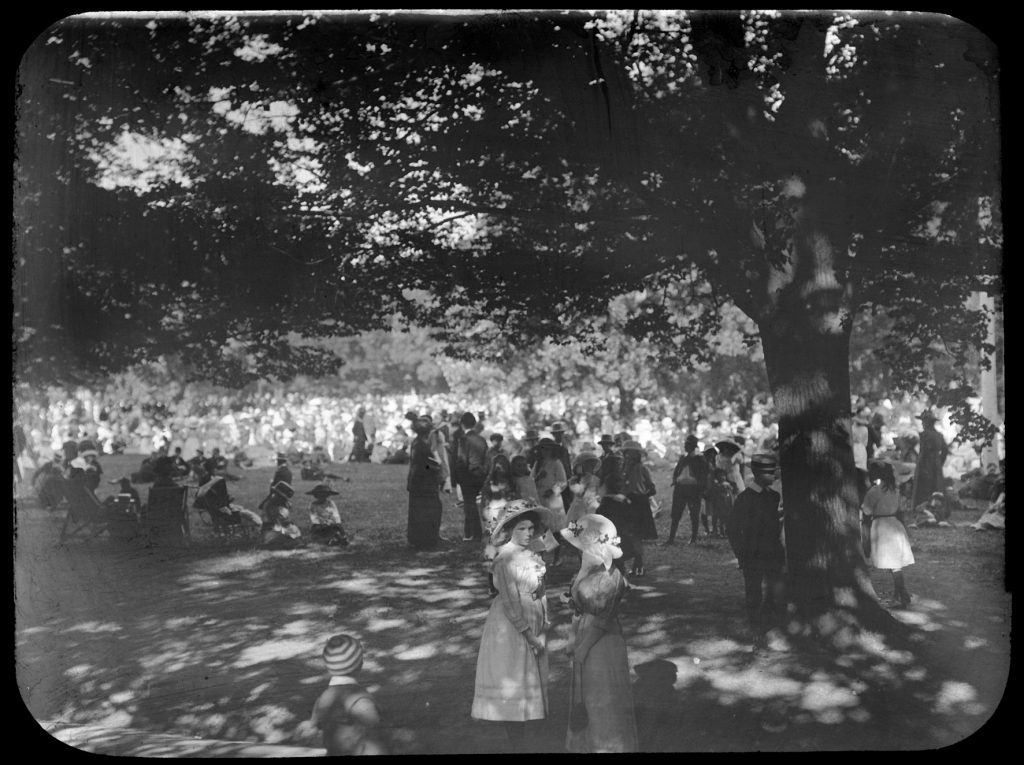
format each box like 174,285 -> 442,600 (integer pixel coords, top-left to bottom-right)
15,11 -> 1000,438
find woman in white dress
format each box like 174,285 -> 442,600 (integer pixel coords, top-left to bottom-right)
471,499 -> 553,752
862,461 -> 915,607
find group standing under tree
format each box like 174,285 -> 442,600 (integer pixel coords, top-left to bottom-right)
470,498 -> 638,753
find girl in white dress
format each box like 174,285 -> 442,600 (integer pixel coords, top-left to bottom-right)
471,500 -> 553,752
862,461 -> 915,607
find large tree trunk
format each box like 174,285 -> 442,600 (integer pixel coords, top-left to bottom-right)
756,207 -> 898,637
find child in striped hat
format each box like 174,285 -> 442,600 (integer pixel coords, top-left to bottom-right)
310,634 -> 387,755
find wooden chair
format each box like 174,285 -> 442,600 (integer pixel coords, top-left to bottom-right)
143,483 -> 191,546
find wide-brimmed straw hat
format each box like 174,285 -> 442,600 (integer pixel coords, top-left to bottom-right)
490,498 -> 554,546
572,451 -> 601,471
307,483 -> 339,497
559,514 -> 623,570
715,438 -> 741,454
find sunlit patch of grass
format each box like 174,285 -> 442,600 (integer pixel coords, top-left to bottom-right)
706,666 -> 804,701
66,620 -> 124,634
234,638 -> 321,668
933,680 -> 985,715
684,637 -> 747,660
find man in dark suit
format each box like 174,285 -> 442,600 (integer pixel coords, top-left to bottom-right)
453,412 -> 488,542
550,421 -> 575,514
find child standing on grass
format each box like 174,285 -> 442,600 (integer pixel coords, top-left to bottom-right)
311,634 -> 387,755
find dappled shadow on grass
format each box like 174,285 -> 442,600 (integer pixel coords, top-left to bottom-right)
620,530 -> 1010,751
15,461 -> 1011,754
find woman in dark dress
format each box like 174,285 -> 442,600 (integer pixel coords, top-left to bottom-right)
407,415 -> 445,550
621,441 -> 657,575
595,472 -> 636,580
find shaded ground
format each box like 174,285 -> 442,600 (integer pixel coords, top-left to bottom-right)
14,457 -> 1012,754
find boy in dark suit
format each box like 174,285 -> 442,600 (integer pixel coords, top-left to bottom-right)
727,453 -> 785,647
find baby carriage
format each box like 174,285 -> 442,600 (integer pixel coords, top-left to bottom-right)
194,476 -> 260,542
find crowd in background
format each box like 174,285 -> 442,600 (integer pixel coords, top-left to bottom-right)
14,382 -> 1002,481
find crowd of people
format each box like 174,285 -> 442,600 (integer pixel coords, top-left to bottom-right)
14,381 -> 1001,484
14,383 -> 1006,754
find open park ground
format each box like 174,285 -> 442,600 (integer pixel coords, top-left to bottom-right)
14,455 -> 1012,755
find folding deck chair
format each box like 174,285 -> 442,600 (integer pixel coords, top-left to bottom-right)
143,483 -> 191,546
59,481 -> 111,543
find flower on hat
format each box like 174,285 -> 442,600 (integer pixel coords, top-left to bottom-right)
561,514 -> 623,570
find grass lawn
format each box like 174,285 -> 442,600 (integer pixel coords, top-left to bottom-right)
14,454 -> 1011,753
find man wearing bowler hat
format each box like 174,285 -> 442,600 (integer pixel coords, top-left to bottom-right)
728,453 -> 785,648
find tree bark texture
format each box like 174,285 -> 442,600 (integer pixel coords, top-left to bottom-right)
753,199 -> 890,630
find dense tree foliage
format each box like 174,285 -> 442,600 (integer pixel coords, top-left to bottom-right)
14,11 -> 1001,628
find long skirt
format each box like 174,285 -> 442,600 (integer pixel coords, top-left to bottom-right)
471,595 -> 548,721
870,517 -> 915,570
599,502 -> 638,562
628,494 -> 658,540
565,620 -> 638,752
408,487 -> 442,550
